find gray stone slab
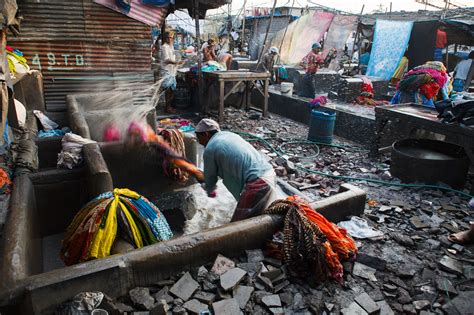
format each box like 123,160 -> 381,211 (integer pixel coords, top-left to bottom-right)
169,272 -> 199,302
413,300 -> 430,311
262,294 -> 282,307
183,299 -> 209,314
435,277 -> 457,296
193,291 -> 216,304
153,287 -> 174,304
355,292 -> 380,314
376,300 -> 394,315
450,291 -> 474,314
233,285 -> 254,309
353,262 -> 377,281
439,255 -> 464,275
212,298 -> 242,315
246,249 -> 265,263
129,287 -> 155,311
341,302 -> 369,315
211,254 -> 236,275
220,268 -> 247,291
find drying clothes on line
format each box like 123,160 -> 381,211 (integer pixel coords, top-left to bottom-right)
38,127 -> 71,138
354,76 -> 388,106
159,129 -> 188,183
126,122 -> 204,183
391,61 -> 449,107
57,133 -> 96,169
264,196 -> 357,282
61,188 -> 173,266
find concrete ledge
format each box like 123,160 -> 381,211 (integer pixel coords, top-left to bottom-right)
252,90 -> 376,146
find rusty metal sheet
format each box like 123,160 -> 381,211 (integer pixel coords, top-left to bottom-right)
9,0 -> 157,111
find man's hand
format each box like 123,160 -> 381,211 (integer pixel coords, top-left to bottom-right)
208,191 -> 217,198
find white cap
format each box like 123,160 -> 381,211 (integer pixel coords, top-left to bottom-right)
270,46 -> 279,54
195,118 -> 221,133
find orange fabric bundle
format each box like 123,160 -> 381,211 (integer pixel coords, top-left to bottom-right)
288,196 -> 358,261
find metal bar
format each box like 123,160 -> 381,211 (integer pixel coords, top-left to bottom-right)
194,0 -> 203,113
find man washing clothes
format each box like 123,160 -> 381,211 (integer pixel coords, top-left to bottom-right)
299,43 -> 324,98
195,119 -> 276,222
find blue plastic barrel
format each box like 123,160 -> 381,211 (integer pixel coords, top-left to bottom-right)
307,109 -> 336,144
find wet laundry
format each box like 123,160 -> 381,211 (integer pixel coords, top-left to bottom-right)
61,188 -> 173,265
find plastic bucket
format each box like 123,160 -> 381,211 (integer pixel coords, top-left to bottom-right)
307,109 -> 336,144
280,82 -> 294,96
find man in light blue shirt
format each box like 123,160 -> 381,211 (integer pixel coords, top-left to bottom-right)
195,119 -> 276,222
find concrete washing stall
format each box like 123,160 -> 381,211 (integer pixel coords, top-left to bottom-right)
0,93 -> 366,314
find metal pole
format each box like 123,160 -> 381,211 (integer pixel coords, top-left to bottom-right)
194,0 -> 203,112
256,0 -> 278,68
242,0 -> 247,55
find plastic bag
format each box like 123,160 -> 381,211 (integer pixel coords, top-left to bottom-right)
33,110 -> 59,130
337,216 -> 384,239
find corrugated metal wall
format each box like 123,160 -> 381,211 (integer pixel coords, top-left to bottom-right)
9,0 -> 163,111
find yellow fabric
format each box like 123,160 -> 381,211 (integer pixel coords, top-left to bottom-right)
118,200 -> 143,248
392,56 -> 409,81
114,188 -> 140,200
89,195 -> 118,259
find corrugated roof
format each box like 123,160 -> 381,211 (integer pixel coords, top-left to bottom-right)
93,0 -> 167,26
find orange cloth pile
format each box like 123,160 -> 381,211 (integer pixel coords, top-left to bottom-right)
264,196 -> 357,282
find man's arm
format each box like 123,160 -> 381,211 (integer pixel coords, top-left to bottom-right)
203,149 -> 218,195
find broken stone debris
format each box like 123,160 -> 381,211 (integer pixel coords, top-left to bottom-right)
220,267 -> 247,291
169,272 -> 199,301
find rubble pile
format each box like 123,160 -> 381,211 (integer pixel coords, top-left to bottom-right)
56,108 -> 473,314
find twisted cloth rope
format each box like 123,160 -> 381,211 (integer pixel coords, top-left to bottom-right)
160,129 -> 189,183
264,196 -> 357,282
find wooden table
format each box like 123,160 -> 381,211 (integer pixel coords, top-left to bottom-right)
203,71 -> 270,122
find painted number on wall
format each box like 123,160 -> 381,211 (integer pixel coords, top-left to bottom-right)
31,53 -> 86,71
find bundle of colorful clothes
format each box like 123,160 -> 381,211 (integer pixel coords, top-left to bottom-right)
264,196 -> 357,283
309,95 -> 328,108
157,118 -> 194,132
126,122 -> 204,183
6,46 -> 29,82
158,129 -> 189,182
391,61 -> 449,107
354,76 -> 388,106
61,188 -> 173,265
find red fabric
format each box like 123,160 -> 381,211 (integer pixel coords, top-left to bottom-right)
436,30 -> 447,48
419,81 -> 440,99
233,178 -> 271,221
302,51 -> 324,74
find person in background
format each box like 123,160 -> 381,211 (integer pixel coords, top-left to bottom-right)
161,32 -> 181,114
434,26 -> 448,62
260,46 -> 279,83
203,39 -> 217,63
359,44 -> 371,75
195,119 -> 276,222
217,35 -> 233,70
452,51 -> 474,92
299,43 -> 324,98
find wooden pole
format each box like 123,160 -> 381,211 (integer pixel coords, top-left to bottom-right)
242,0 -> 247,55
256,0 -> 278,68
193,0 -> 203,113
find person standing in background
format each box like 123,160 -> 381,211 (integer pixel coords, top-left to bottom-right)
452,51 -> 474,92
161,32 -> 181,113
299,43 -> 324,98
434,26 -> 448,62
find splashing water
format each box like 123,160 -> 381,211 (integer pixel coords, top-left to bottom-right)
77,78 -> 166,142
